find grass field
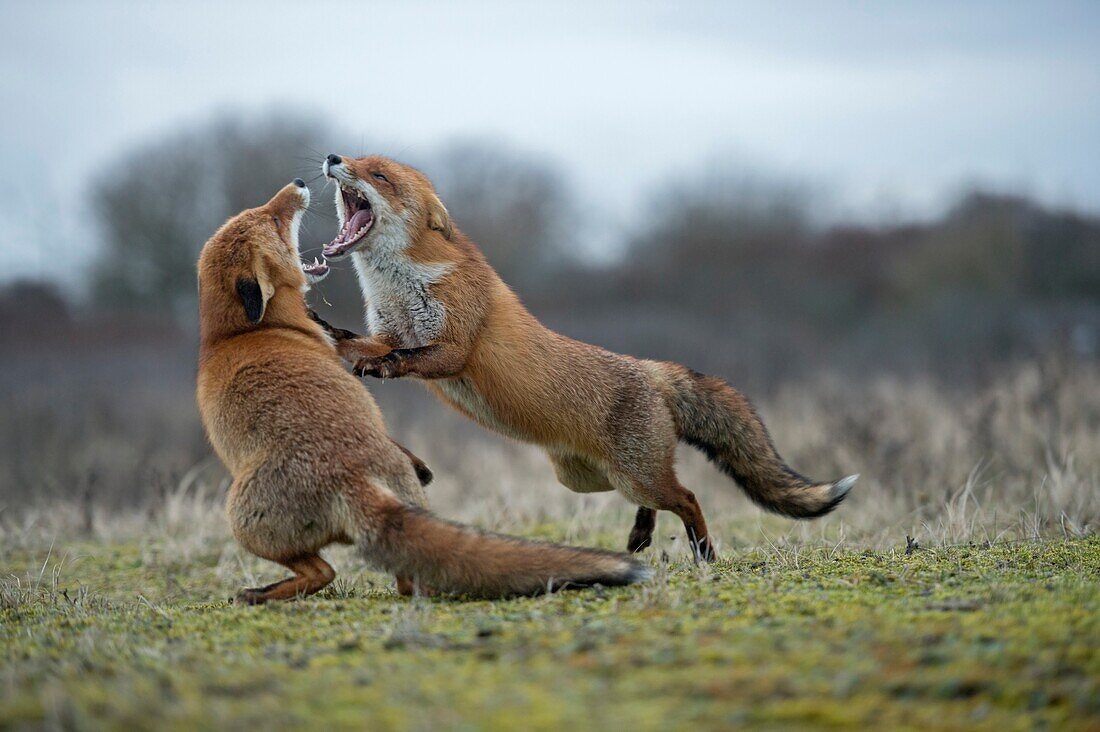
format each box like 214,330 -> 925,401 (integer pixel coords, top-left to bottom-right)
2,358 -> 1099,729
3,526 -> 1098,730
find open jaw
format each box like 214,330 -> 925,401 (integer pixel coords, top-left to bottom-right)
300,256 -> 330,284
324,185 -> 374,258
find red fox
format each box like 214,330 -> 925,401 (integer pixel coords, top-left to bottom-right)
196,180 -> 649,603
316,154 -> 858,561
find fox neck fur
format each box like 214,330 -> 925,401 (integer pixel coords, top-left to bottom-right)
351,245 -> 451,346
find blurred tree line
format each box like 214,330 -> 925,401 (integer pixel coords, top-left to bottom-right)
558,179 -> 1100,386
4,110 -> 1097,388
82,112 -> 574,325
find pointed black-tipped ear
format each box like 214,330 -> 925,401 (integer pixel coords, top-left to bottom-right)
237,278 -> 265,323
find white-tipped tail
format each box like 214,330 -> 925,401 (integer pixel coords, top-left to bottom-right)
833,474 -> 860,498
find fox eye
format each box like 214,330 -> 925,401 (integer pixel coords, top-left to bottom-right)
271,216 -> 279,226
372,172 -> 388,182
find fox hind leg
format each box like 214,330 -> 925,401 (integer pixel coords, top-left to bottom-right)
627,508 -> 657,553
234,554 -> 336,605
612,470 -> 716,564
550,452 -> 665,555
664,484 -> 715,563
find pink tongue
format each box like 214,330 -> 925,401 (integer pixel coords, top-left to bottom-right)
327,209 -> 374,255
346,209 -> 371,235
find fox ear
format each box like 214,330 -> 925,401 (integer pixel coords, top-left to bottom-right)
236,257 -> 275,324
427,194 -> 452,240
237,279 -> 265,323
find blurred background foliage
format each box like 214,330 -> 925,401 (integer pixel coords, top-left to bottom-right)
1,109 -> 1097,509
23,109 -> 1092,386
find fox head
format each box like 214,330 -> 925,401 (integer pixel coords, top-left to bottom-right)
197,180 -> 328,341
321,154 -> 451,260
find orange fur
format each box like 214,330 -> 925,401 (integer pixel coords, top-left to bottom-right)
196,182 -> 648,603
320,155 -> 858,561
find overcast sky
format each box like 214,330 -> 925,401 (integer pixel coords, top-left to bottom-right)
2,0 -> 1098,284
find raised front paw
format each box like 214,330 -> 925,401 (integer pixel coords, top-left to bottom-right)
307,309 -> 336,332
354,351 -> 404,379
309,311 -> 361,342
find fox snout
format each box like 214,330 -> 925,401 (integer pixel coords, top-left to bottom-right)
267,180 -> 310,217
324,154 -> 343,174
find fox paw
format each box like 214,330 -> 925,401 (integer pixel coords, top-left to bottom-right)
354,352 -> 404,379
626,530 -> 653,554
308,310 -> 360,342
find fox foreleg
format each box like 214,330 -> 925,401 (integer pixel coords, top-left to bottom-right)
306,310 -> 361,342
355,343 -> 466,380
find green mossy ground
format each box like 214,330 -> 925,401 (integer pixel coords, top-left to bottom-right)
2,535 -> 1098,730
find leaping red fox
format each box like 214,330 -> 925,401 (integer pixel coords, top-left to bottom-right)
196,180 -> 649,603
315,154 -> 858,561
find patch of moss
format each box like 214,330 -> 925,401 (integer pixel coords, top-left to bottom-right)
2,537 -> 1098,729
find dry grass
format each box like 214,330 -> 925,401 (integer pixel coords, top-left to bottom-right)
2,356 -> 1095,554
2,356 -> 1097,729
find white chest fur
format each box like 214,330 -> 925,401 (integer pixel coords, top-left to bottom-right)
352,250 -> 452,346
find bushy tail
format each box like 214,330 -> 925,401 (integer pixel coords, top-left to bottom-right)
362,503 -> 652,598
653,362 -> 857,518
